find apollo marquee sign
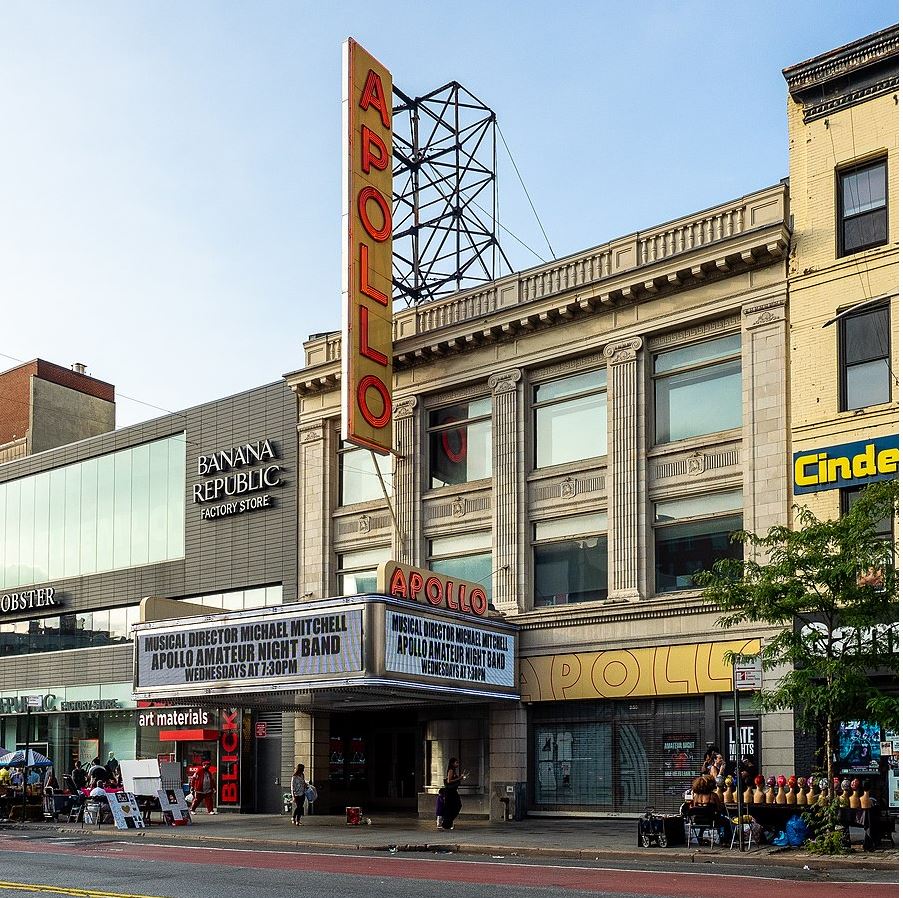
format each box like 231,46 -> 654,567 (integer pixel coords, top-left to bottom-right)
193,438 -> 283,520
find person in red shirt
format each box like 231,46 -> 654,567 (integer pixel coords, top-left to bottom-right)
189,762 -> 217,815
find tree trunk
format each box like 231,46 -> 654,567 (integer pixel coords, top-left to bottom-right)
826,710 -> 834,785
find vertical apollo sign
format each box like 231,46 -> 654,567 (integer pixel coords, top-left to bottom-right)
342,38 -> 393,455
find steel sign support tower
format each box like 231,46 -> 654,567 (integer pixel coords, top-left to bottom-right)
392,81 -> 511,306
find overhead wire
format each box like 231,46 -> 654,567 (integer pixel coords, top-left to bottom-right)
497,124 -> 557,261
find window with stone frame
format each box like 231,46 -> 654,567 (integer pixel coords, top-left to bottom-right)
653,333 -> 741,444
533,512 -> 608,607
338,442 -> 392,506
337,545 -> 390,596
653,490 -> 742,593
428,531 -> 492,600
427,397 -> 492,489
532,369 -> 607,469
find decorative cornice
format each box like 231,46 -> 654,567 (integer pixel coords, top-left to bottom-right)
742,297 -> 786,316
783,26 -> 899,124
803,77 -> 899,123
647,315 -> 741,351
603,337 -> 643,365
298,424 -> 326,443
284,185 -> 788,394
392,396 -> 418,419
783,26 -> 898,93
489,369 -> 522,395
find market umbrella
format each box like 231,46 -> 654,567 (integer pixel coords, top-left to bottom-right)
0,749 -> 53,768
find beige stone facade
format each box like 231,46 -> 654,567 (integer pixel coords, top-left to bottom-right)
282,26 -> 899,818
286,183 -> 794,814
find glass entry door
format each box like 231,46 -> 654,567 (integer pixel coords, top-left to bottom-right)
373,728 -> 417,808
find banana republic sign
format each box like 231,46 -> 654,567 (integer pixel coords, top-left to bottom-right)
193,439 -> 282,521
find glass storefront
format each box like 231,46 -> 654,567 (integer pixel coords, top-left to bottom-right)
0,433 -> 186,590
531,698 -> 706,813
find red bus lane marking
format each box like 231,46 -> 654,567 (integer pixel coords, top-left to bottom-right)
0,838 -> 890,898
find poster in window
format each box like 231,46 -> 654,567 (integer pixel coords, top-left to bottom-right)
837,720 -> 882,774
79,739 -> 99,767
663,735 -> 697,796
722,720 -> 759,774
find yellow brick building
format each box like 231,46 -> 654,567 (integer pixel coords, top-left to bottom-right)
784,26 -> 899,521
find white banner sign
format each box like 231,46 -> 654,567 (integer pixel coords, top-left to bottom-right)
384,609 -> 515,689
136,609 -> 363,690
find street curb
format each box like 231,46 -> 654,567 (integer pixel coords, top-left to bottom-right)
47,825 -> 900,871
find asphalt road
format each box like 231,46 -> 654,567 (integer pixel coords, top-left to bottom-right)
0,833 -> 892,898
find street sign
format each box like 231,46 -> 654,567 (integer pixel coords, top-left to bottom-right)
255,722 -> 267,739
25,695 -> 42,709
733,658 -> 763,691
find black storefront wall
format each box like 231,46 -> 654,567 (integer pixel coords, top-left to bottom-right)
530,697 -> 708,813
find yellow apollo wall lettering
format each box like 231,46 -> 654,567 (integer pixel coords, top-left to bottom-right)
341,38 -> 394,455
519,638 -> 761,702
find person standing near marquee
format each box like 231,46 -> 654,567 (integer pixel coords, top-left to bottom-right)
189,761 -> 217,815
290,763 -> 308,826
440,758 -> 468,830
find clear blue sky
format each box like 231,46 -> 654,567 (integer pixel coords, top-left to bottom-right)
1,1 -> 897,426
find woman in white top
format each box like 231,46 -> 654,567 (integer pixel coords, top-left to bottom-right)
290,764 -> 307,826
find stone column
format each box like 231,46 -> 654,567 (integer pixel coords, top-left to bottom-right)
603,337 -> 645,601
297,419 -> 331,599
489,369 -> 522,614
742,297 -> 790,535
392,397 -> 418,564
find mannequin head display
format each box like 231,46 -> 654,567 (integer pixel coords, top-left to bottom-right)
753,774 -> 765,804
806,775 -> 819,806
723,775 -> 735,804
848,777 -> 861,809
818,777 -> 830,807
839,778 -> 851,807
765,775 -> 776,804
788,775 -> 799,804
742,776 -> 753,805
860,778 -> 872,810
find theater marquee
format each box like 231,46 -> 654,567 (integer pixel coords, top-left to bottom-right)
341,38 -> 394,455
133,596 -> 518,704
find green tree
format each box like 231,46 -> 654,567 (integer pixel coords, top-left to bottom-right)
698,479 -> 898,782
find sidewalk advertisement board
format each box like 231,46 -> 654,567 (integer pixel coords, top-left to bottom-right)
109,792 -> 145,830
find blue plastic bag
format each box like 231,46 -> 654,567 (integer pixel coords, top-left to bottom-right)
785,814 -> 809,847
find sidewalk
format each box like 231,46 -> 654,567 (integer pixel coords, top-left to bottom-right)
45,811 -> 899,872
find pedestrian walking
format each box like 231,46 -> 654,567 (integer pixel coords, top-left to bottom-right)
189,761 -> 217,815
439,758 -> 467,830
290,764 -> 307,826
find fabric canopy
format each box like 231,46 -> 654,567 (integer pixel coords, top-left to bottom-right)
0,749 -> 53,768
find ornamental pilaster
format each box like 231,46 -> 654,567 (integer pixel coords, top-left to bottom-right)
489,369 -> 522,613
297,420 -> 331,599
392,396 -> 418,563
603,337 -> 646,600
742,296 -> 789,536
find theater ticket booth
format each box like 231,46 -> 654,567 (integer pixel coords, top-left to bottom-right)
133,587 -> 519,815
